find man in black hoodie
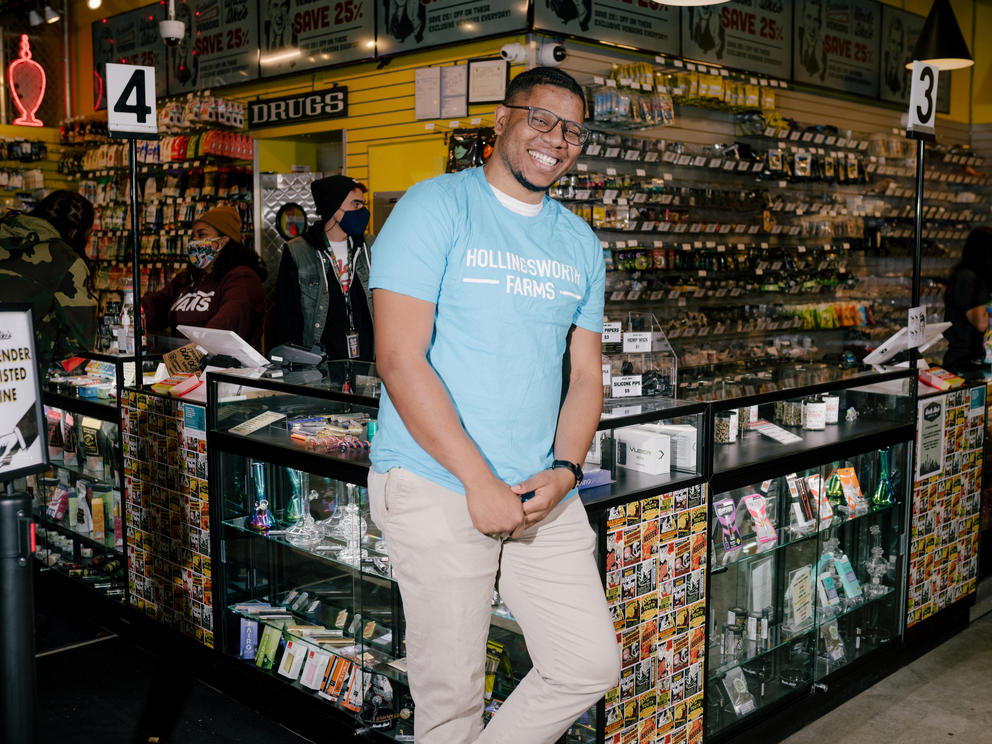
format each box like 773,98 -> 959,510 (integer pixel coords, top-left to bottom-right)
275,175 -> 373,360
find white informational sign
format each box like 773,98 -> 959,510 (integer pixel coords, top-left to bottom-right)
908,61 -> 939,136
907,305 -> 926,347
611,375 -> 642,398
622,332 -> 652,353
602,322 -> 622,345
106,63 -> 158,137
0,305 -> 47,481
916,395 -> 946,481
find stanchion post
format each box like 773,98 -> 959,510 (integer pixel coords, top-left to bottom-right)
0,484 -> 37,744
129,137 -> 143,387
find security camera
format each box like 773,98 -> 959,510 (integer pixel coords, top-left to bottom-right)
539,43 -> 567,67
500,43 -> 526,64
159,19 -> 185,47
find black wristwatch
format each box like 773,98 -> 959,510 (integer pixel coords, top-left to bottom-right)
551,459 -> 583,488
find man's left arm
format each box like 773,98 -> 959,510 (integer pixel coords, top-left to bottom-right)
511,326 -> 603,528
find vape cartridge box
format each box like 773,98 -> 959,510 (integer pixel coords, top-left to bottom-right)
616,427 -> 670,476
644,424 -> 698,471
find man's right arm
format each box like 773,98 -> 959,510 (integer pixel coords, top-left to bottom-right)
374,288 -> 524,535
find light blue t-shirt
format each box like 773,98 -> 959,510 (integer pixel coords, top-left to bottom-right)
369,166 -> 606,494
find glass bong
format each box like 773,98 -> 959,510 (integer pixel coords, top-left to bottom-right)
333,483 -> 368,567
871,447 -> 896,507
247,461 -> 275,532
284,468 -> 322,548
863,525 -> 890,598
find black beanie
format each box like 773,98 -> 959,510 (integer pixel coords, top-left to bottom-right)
311,175 -> 363,222
31,190 -> 95,255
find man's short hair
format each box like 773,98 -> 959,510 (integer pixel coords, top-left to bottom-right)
504,67 -> 586,117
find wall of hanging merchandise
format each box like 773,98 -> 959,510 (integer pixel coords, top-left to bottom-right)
0,133 -> 75,211
554,50 -> 989,387
61,96 -> 255,311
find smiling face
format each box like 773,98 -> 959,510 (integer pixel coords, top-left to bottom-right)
486,84 -> 585,204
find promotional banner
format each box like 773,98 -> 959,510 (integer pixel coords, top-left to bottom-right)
535,0 -> 678,56
91,3 -> 168,109
793,0 -> 880,97
879,4 -> 950,111
258,0 -> 375,77
376,0 -> 527,57
167,0 -> 260,95
0,306 -> 46,481
679,1 -> 792,78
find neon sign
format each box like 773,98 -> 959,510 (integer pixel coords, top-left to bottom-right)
8,35 -> 46,127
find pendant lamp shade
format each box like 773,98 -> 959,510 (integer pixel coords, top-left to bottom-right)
906,0 -> 973,70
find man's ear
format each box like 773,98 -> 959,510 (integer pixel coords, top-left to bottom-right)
493,104 -> 510,136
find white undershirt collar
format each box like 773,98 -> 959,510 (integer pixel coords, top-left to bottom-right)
488,181 -> 544,217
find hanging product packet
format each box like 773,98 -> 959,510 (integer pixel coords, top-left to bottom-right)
743,493 -> 777,544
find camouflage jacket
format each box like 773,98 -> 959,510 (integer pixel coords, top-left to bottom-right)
0,211 -> 97,371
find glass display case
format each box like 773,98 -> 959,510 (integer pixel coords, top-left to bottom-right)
703,369 -> 914,740
206,362 -> 708,743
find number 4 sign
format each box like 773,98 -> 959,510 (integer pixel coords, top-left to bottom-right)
106,63 -> 158,137
908,61 -> 939,137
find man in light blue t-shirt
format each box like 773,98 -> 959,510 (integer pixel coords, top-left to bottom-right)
368,67 -> 619,744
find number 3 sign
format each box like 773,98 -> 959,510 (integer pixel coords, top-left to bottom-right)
106,63 -> 158,137
908,61 -> 939,137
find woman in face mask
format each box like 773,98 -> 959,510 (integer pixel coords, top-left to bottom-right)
141,206 -> 267,349
275,175 -> 374,361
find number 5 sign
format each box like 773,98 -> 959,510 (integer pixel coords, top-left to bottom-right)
106,63 -> 158,137
908,61 -> 939,137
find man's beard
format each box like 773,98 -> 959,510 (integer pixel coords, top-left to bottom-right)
503,150 -> 549,194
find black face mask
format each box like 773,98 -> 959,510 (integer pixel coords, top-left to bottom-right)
338,207 -> 370,237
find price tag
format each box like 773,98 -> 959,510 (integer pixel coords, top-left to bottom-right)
602,363 -> 612,386
908,61 -> 939,136
622,332 -> 652,353
611,375 -> 642,398
602,322 -> 622,344
908,305 -> 926,347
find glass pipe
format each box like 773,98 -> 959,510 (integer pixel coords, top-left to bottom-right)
284,468 -> 305,524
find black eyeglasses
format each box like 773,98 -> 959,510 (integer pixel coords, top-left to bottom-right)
502,104 -> 590,146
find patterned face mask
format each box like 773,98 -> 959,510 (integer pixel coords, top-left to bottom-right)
187,237 -> 223,269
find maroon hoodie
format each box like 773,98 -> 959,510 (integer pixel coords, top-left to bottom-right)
141,266 -> 265,349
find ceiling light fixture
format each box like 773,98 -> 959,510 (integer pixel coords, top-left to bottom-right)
43,3 -> 60,23
906,0 -> 973,70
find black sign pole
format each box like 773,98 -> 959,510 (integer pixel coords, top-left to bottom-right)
129,137 -> 143,387
0,481 -> 37,744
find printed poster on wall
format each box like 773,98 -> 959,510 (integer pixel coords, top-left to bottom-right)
0,306 -> 46,481
376,0 -> 527,57
916,395 -> 946,481
258,0 -> 375,77
534,0 -> 678,57
167,0 -> 260,95
878,4 -> 950,112
679,1 -> 792,78
91,3 -> 168,110
793,0 -> 880,98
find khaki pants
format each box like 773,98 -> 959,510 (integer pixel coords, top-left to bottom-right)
368,467 -> 620,744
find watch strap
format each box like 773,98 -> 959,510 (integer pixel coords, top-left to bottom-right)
551,459 -> 583,487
